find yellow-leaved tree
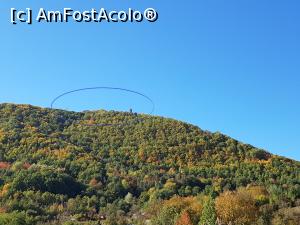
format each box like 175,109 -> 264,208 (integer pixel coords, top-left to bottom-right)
215,188 -> 258,225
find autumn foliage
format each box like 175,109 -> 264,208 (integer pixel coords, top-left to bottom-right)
176,210 -> 194,225
215,189 -> 258,225
0,103 -> 298,224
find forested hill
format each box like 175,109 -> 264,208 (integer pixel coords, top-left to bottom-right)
0,103 -> 299,225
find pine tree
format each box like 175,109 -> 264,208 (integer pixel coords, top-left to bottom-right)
199,196 -> 217,225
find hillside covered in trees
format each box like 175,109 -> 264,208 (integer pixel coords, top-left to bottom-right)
0,103 -> 299,225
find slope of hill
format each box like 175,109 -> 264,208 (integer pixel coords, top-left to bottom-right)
0,103 -> 299,225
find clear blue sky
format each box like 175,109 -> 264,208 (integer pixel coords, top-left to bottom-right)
0,1 -> 300,161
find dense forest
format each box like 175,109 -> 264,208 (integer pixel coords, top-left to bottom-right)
0,103 -> 299,225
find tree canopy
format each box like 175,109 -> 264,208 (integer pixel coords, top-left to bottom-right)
0,103 -> 299,224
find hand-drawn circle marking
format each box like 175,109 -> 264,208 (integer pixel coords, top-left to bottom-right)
50,87 -> 155,127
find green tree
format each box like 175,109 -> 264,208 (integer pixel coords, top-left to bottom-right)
199,196 -> 217,225
0,212 -> 32,225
